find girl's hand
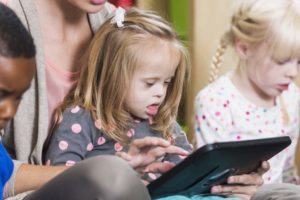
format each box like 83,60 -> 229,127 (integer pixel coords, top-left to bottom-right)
116,136 -> 189,173
211,161 -> 269,200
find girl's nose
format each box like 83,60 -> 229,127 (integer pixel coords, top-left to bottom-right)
286,61 -> 299,79
154,84 -> 165,98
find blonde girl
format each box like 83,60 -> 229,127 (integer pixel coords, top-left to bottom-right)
46,7 -> 265,200
195,0 -> 300,199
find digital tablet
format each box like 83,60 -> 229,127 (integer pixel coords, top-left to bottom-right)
147,136 -> 291,198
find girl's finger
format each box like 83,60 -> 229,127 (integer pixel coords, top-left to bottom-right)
148,145 -> 189,158
115,151 -> 132,161
131,137 -> 171,149
144,162 -> 175,174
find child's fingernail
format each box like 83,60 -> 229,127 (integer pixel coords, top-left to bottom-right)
211,186 -> 220,193
228,177 -> 234,183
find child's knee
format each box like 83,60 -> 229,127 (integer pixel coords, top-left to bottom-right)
75,156 -> 150,200
253,183 -> 300,200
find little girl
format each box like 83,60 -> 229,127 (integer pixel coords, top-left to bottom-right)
194,0 -> 300,186
45,7 -> 263,200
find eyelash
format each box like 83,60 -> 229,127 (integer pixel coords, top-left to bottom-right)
146,81 -> 172,87
146,82 -> 154,87
0,94 -> 23,103
274,59 -> 300,65
164,81 -> 171,85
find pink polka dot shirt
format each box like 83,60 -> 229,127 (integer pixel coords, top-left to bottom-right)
45,106 -> 192,182
194,74 -> 300,184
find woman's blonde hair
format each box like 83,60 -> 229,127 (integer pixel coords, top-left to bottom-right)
52,8 -> 189,145
209,0 -> 300,82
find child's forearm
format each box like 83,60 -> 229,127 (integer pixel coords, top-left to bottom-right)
14,163 -> 67,195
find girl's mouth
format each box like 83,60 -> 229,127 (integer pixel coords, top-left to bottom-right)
146,104 -> 160,116
277,84 -> 289,92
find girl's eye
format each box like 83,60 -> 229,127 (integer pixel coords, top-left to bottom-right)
272,57 -> 290,65
146,82 -> 154,87
164,81 -> 171,85
276,60 -> 289,65
0,91 -> 8,102
164,78 -> 172,85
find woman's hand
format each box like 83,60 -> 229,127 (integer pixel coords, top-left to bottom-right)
116,136 -> 189,174
211,161 -> 270,200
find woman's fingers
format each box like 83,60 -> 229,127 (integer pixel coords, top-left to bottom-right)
256,161 -> 270,175
210,165 -> 267,200
227,173 -> 264,186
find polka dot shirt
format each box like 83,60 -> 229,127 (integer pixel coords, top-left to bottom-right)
194,74 -> 300,184
45,106 -> 193,182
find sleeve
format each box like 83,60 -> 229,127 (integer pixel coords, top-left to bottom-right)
163,122 -> 193,164
194,88 -> 233,148
45,108 -> 94,166
3,160 -> 23,198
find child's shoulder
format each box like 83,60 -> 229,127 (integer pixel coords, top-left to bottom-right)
63,105 -> 92,119
195,75 -> 232,104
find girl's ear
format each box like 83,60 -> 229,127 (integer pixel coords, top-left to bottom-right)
234,39 -> 250,59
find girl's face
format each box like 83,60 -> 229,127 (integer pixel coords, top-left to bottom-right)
125,40 -> 180,120
0,56 -> 35,130
67,0 -> 107,13
242,42 -> 300,101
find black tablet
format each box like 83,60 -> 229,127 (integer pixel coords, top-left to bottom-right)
147,136 -> 291,198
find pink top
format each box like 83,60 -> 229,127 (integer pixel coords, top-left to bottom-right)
45,57 -> 80,127
0,0 -> 7,4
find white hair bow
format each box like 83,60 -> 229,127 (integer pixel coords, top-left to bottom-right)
111,7 -> 126,28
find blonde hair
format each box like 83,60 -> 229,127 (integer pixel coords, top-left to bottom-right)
209,0 -> 300,82
52,8 -> 189,145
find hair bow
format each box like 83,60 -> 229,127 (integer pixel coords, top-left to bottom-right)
111,7 -> 126,28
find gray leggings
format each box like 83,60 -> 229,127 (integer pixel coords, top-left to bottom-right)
25,156 -> 150,200
252,183 -> 300,200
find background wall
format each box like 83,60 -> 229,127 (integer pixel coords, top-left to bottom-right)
187,0 -> 236,143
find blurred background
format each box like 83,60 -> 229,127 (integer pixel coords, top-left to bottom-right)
108,0 -> 300,171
